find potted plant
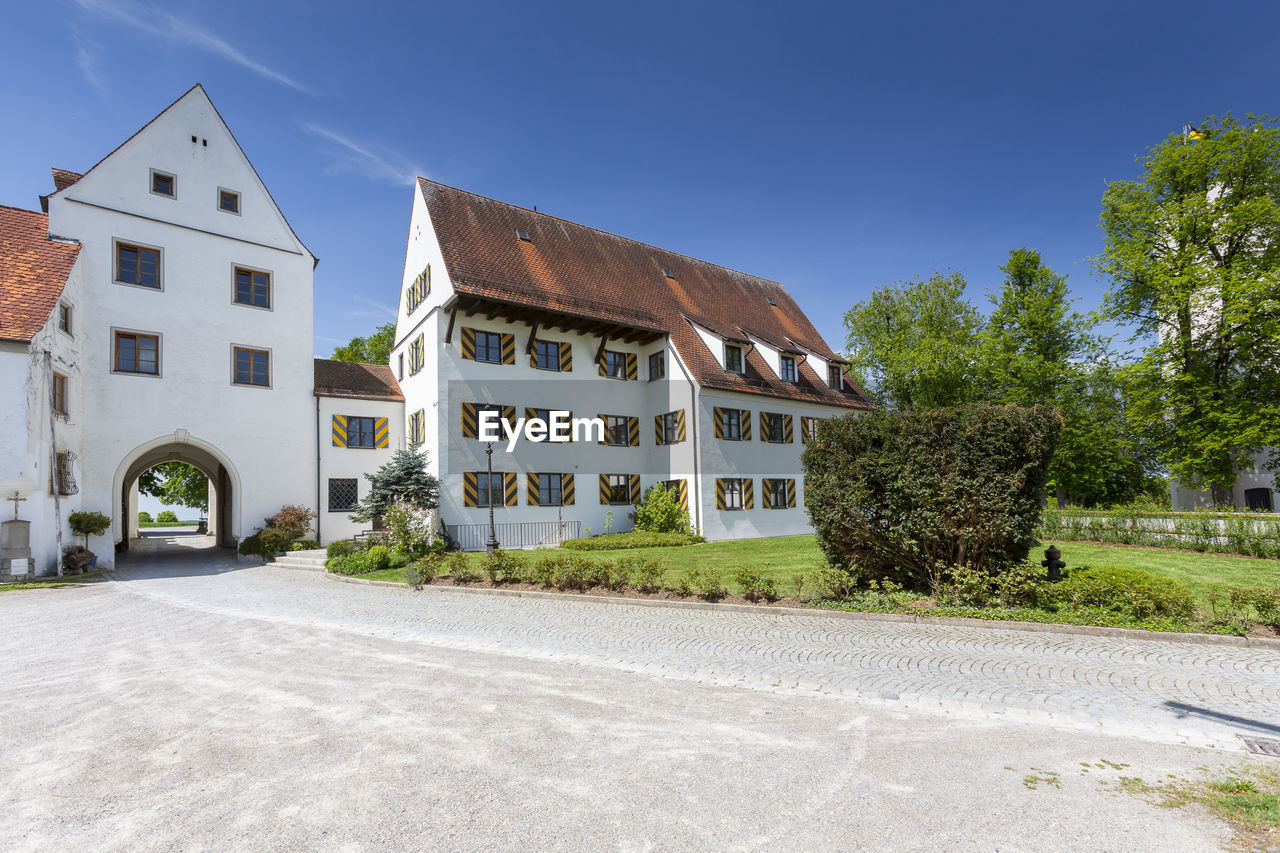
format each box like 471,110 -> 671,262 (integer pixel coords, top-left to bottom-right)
67,510 -> 111,571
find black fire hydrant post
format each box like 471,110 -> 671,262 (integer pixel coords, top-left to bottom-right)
1041,546 -> 1066,581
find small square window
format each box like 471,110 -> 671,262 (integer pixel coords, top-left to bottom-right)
606,474 -> 631,506
603,415 -> 629,446
719,408 -> 742,441
233,346 -> 270,387
346,416 -> 376,448
151,170 -> 175,198
114,331 -> 160,375
219,189 -> 240,214
329,478 -> 358,512
724,343 -> 744,374
58,303 -> 72,336
722,479 -> 743,510
762,412 -> 786,443
475,331 -> 504,364
536,473 -> 564,507
233,266 -> 271,309
649,352 -> 665,380
780,355 -> 796,383
535,340 -> 561,371
116,242 -> 161,289
766,479 -> 788,509
474,472 -> 504,507
604,350 -> 627,378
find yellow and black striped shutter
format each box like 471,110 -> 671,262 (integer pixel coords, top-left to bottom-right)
595,413 -> 607,445
374,417 -> 390,449
625,353 -> 637,380
598,474 -> 611,504
762,479 -> 774,509
463,472 -> 478,507
786,479 -> 797,508
559,341 -> 573,372
501,333 -> 516,365
628,416 -> 639,447
628,474 -> 642,504
782,414 -> 794,443
525,406 -> 539,422
526,473 -> 540,506
669,478 -> 689,511
713,407 -> 725,439
759,412 -> 769,441
503,472 -> 518,506
714,478 -> 727,510
460,327 -> 476,360
461,402 -> 478,438
654,415 -> 665,446
562,473 -> 575,505
528,348 -> 539,369
331,414 -> 348,447
502,405 -> 517,431
743,478 -> 754,509
675,409 -> 686,442
800,416 -> 814,444
741,410 -> 752,440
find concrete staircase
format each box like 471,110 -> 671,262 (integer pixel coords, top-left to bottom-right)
268,548 -> 327,572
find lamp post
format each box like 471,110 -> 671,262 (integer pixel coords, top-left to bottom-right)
485,441 -> 499,554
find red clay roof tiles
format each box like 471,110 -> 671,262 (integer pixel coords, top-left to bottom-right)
418,179 -> 870,409
314,358 -> 404,401
0,205 -> 80,344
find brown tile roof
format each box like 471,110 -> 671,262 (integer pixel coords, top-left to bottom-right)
0,205 -> 80,343
51,169 -> 82,192
314,358 -> 404,401
418,179 -> 871,409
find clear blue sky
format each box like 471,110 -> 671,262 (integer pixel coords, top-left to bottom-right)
3,1 -> 1275,359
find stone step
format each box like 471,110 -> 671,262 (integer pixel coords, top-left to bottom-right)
271,553 -> 327,572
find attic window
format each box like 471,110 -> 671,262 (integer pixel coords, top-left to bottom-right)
661,267 -> 675,279
516,228 -> 532,242
150,169 -> 175,198
766,296 -> 777,305
219,189 -> 240,214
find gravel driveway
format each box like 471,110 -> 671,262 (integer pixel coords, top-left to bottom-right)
1,551 -> 1276,851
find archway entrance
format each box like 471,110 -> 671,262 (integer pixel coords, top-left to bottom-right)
113,435 -> 241,552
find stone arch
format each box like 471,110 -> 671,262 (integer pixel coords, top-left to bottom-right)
112,431 -> 243,549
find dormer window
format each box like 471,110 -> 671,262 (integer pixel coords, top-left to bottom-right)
150,170 -> 175,198
724,343 -> 744,374
828,364 -> 844,390
780,355 -> 796,383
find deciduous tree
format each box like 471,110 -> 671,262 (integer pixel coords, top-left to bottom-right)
331,321 -> 396,366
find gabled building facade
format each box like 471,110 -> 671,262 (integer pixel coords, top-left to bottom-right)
391,179 -> 871,546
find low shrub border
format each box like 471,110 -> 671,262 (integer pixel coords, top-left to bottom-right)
1039,508 -> 1280,558
561,531 -> 705,550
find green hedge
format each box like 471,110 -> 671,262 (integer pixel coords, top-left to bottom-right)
560,531 -> 705,551
1039,508 -> 1280,558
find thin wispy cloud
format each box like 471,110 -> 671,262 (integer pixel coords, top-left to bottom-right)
70,0 -> 315,95
72,28 -> 109,98
351,294 -> 398,320
299,121 -> 424,187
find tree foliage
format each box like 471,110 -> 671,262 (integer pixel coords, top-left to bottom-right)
629,484 -> 692,534
352,449 -> 440,522
137,462 -> 209,513
1097,113 -> 1280,502
331,321 -> 396,366
802,404 -> 1061,593
843,271 -> 982,410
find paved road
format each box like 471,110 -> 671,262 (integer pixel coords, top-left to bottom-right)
1,551 -> 1277,851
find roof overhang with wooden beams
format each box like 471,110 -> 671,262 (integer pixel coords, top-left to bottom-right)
445,290 -> 666,348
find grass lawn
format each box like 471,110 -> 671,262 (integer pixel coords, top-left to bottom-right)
352,535 -> 1280,605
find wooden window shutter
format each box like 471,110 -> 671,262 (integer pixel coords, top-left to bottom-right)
461,402 -> 478,439
502,405 -> 517,431
801,416 -> 814,444
596,413 -> 607,445
596,349 -> 607,377
743,478 -> 754,509
503,472 -> 518,506
786,479 -> 797,508
654,414 -> 665,446
762,479 -> 774,509
562,473 -> 575,506
526,407 -> 538,422
675,409 -> 686,442
628,474 -> 641,504
714,478 -> 727,510
500,333 -> 516,365
526,473 -> 540,506
759,411 -> 768,441
782,414 -> 794,443
713,407 -> 725,439
331,414 -> 348,447
460,327 -> 476,360
625,353 -> 637,380
599,474 -> 611,504
675,480 -> 689,511
628,416 -> 639,447
559,341 -> 573,372
463,472 -> 478,507
741,410 -> 752,440
374,417 -> 390,449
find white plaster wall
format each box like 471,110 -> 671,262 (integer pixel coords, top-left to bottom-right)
317,395 -> 406,544
1172,451 -> 1278,511
45,88 -> 316,563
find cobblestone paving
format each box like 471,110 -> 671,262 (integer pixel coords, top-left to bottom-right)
108,553 -> 1280,751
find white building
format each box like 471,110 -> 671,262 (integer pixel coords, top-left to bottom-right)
390,179 -> 872,547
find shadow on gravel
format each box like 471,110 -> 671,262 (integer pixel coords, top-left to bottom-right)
112,548 -> 246,581
1164,701 -> 1280,736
